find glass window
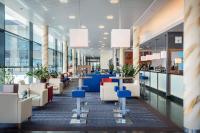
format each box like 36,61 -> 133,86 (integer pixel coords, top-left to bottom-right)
33,24 -> 43,44
33,42 -> 42,66
57,40 -> 63,52
5,6 -> 29,39
48,48 -> 56,71
5,32 -> 30,67
57,52 -> 63,72
48,34 -> 55,49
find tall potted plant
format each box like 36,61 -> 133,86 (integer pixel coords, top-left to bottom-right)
0,66 -> 17,92
122,64 -> 143,83
108,63 -> 114,74
26,64 -> 50,83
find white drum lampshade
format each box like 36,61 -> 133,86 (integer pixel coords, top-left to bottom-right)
146,54 -> 152,61
175,58 -> 182,64
141,56 -> 146,61
69,29 -> 88,48
111,29 -> 130,48
160,51 -> 167,59
152,53 -> 161,60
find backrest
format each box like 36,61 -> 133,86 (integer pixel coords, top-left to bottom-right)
0,93 -> 18,123
49,78 -> 61,85
18,80 -> 25,85
102,78 -> 112,82
30,83 -> 46,90
18,84 -> 30,94
103,82 -> 118,90
2,85 -> 14,93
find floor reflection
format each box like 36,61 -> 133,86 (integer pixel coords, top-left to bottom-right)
144,89 -> 183,128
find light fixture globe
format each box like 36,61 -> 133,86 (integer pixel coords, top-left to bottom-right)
111,29 -> 130,48
69,29 -> 88,48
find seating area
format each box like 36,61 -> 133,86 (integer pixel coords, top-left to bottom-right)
0,0 -> 199,132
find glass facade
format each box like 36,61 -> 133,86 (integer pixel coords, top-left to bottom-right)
0,5 -> 64,83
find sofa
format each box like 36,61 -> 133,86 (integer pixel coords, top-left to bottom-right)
100,78 -> 118,101
48,78 -> 64,94
0,93 -> 32,128
18,83 -> 48,107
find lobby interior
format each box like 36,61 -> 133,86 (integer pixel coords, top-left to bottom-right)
0,0 -> 199,133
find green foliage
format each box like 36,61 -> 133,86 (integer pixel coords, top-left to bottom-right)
0,66 -> 14,84
49,70 -> 58,78
122,64 -> 143,77
116,67 -> 121,74
26,64 -> 50,81
108,63 -> 114,72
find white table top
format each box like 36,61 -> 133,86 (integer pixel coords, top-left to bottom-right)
110,76 -> 134,79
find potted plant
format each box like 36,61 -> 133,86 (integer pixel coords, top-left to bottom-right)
108,63 -> 114,74
122,64 -> 143,83
115,67 -> 121,77
49,70 -> 58,78
0,66 -> 18,93
26,64 -> 50,83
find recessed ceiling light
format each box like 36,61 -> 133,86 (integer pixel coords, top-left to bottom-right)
103,37 -> 107,40
99,41 -> 102,43
104,32 -> 109,35
81,25 -> 86,28
52,17 -> 55,20
59,0 -> 68,3
68,15 -> 76,19
102,44 -> 105,46
106,15 -> 114,20
102,45 -> 105,47
42,5 -> 48,11
110,0 -> 119,4
98,25 -> 105,29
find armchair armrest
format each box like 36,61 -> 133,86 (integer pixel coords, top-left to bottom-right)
40,89 -> 48,106
18,97 -> 32,123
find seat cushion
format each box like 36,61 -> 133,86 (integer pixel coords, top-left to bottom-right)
72,90 -> 85,98
117,90 -> 131,98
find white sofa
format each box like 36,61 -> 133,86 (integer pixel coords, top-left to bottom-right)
123,80 -> 140,97
100,82 -> 118,101
18,83 -> 48,107
48,78 -> 64,94
0,93 -> 32,128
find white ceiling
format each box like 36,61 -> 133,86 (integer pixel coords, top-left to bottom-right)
0,0 -> 154,56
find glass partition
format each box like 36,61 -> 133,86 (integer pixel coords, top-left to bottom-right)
33,42 -> 42,66
5,6 -> 29,39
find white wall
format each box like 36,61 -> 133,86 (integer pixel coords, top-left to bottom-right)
100,49 -> 112,69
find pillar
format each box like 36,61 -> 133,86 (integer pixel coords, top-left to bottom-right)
63,40 -> 68,73
113,49 -> 117,70
184,0 -> 200,132
119,48 -> 124,67
72,49 -> 76,76
42,25 -> 48,67
133,27 -> 140,88
77,49 -> 81,66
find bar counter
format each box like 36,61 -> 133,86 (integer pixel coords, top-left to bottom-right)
140,70 -> 184,99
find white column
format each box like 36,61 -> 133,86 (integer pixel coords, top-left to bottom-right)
119,48 -> 124,67
113,49 -> 117,70
63,41 -> 68,73
133,26 -> 140,90
184,0 -> 200,131
72,49 -> 76,76
42,25 -> 48,67
77,49 -> 81,66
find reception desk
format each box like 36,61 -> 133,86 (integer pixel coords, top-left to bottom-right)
140,70 -> 184,99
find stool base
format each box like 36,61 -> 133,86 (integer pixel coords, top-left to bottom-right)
70,118 -> 87,124
72,113 -> 88,118
115,117 -> 133,125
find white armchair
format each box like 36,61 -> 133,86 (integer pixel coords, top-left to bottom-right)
30,83 -> 48,107
48,78 -> 64,94
0,93 -> 32,128
18,83 -> 48,107
100,82 -> 118,101
123,80 -> 140,97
